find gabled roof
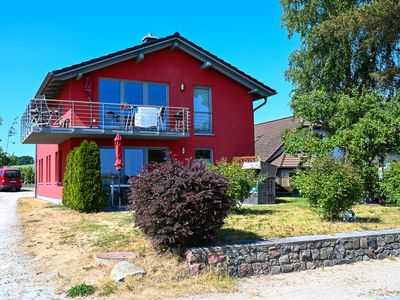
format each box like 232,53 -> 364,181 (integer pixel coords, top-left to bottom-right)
254,116 -> 297,162
37,32 -> 276,100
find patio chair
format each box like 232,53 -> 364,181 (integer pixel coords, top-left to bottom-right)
31,96 -> 56,127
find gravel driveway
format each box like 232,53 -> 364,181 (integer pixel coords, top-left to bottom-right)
0,190 -> 58,300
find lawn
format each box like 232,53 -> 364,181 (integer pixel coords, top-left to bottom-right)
17,196 -> 400,299
17,198 -> 234,300
221,197 -> 400,241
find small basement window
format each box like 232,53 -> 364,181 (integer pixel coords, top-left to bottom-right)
195,148 -> 213,164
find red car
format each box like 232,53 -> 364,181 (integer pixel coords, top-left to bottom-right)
0,168 -> 22,191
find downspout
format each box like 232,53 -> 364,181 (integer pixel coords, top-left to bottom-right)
253,97 -> 268,112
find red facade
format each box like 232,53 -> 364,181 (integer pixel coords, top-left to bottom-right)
29,35 -> 275,201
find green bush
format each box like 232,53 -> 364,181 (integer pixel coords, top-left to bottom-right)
66,283 -> 95,298
382,160 -> 400,204
292,157 -> 364,221
211,159 -> 257,207
19,166 -> 34,184
62,140 -> 105,212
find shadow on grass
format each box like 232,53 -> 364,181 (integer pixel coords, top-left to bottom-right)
218,228 -> 262,243
274,198 -> 292,204
355,217 -> 382,224
234,207 -> 274,216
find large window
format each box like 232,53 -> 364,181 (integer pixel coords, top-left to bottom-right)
195,148 -> 213,164
194,87 -> 212,133
99,79 -> 167,106
100,147 -> 168,184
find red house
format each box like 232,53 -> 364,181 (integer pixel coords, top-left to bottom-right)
21,32 -> 276,204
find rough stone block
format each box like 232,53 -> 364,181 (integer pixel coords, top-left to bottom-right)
306,261 -> 315,269
252,263 -> 263,276
344,242 -> 353,250
208,252 -> 225,265
268,249 -> 281,259
352,239 -> 360,249
320,248 -> 328,260
368,237 -> 377,249
270,266 -> 281,275
360,237 -> 368,249
337,259 -> 351,265
189,263 -> 206,274
385,235 -> 395,244
238,264 -> 253,277
256,251 -> 267,262
311,249 -> 320,260
323,260 -> 333,267
377,237 -> 386,247
281,264 -> 294,273
279,255 -> 290,264
289,252 -> 299,262
300,249 -> 312,261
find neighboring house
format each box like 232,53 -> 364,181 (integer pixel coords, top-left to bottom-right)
255,116 -> 304,194
20,32 -> 276,204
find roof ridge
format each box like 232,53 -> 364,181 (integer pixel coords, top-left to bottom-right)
255,115 -> 294,126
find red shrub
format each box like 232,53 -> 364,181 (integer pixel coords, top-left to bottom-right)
128,158 -> 234,250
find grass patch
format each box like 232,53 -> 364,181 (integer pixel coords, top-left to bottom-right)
100,281 -> 118,296
17,198 -> 235,299
221,197 -> 400,241
66,283 -> 95,298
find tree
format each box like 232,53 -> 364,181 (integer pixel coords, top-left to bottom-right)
5,117 -> 17,153
62,140 -> 105,212
15,156 -> 34,165
280,0 -> 400,197
211,159 -> 258,207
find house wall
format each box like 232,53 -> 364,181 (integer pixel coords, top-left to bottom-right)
36,48 -> 255,200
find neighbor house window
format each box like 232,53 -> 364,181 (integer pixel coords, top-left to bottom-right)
195,148 -> 213,164
194,87 -> 212,133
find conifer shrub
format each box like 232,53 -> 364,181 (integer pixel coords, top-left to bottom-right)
128,158 -> 235,250
62,140 -> 105,212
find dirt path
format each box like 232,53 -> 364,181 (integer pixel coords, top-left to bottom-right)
0,191 -> 59,300
180,258 -> 400,300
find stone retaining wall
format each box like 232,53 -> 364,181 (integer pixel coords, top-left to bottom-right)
185,229 -> 400,277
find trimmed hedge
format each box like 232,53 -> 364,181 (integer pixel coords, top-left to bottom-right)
62,140 -> 105,212
128,158 -> 235,251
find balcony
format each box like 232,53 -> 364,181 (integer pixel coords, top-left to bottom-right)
21,98 -> 190,144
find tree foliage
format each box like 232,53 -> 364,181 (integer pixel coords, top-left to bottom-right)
292,157 -> 364,220
211,159 -> 258,207
280,0 -> 400,197
382,161 -> 400,204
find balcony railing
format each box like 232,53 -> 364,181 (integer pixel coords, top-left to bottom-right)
21,98 -> 190,143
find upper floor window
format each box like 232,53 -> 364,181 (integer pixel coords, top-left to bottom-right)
194,87 -> 212,134
99,79 -> 168,106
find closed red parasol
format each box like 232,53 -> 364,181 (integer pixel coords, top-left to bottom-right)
114,134 -> 123,170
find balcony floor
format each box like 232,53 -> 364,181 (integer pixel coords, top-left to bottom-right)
22,127 -> 189,144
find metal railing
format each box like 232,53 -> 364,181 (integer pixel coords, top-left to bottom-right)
21,98 -> 191,142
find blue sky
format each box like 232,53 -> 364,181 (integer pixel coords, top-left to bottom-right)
0,0 -> 298,156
